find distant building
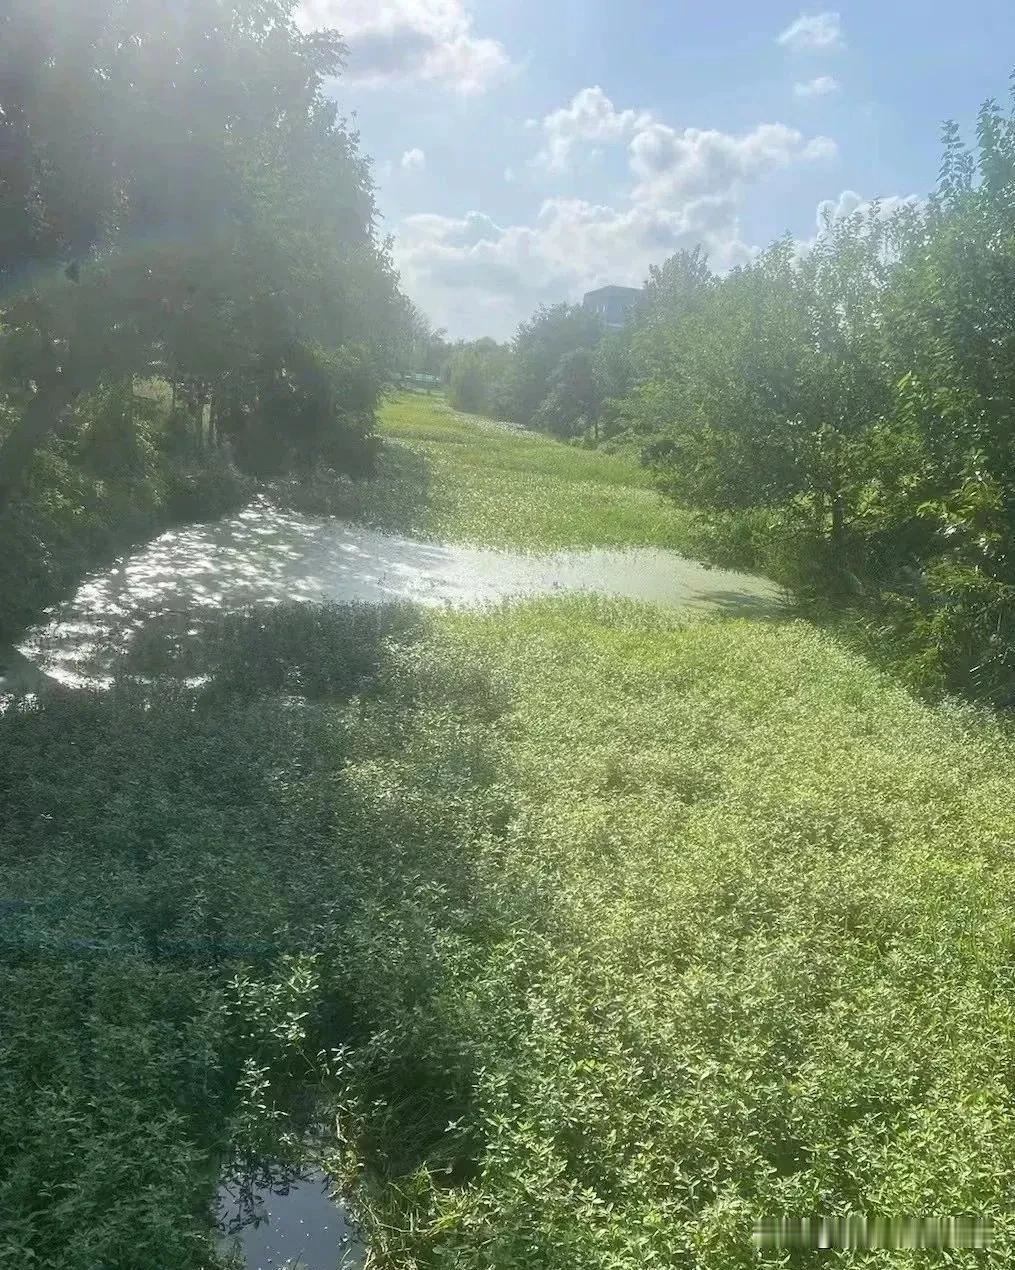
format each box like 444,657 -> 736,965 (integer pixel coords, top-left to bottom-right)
582,285 -> 642,330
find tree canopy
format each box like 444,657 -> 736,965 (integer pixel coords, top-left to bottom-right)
0,0 -> 404,504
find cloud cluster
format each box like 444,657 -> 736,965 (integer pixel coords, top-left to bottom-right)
401,147 -> 427,171
534,86 -> 654,170
296,0 -> 510,93
777,12 -> 844,51
396,87 -> 838,337
395,197 -> 755,337
815,189 -> 922,229
794,75 -> 840,98
630,120 -> 836,205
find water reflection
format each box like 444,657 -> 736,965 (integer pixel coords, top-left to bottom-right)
16,500 -> 782,686
217,1169 -> 364,1270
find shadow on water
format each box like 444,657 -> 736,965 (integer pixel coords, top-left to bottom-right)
687,587 -> 787,618
269,442 -> 433,540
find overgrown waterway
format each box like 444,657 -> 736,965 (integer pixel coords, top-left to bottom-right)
8,398 -> 1015,1268
9,499 -> 781,689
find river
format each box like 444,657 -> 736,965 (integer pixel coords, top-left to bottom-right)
0,500 -> 780,1266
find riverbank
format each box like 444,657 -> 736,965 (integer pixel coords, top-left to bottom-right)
4,395 -> 1015,1267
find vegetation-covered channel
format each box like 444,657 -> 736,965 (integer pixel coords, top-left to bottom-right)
0,602 -> 514,1267
7,3 -> 1015,1261
6,398 -> 1015,1268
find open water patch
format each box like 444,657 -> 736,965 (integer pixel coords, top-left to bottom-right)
14,500 -> 782,686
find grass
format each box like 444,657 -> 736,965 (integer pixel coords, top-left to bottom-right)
376,392 -> 693,551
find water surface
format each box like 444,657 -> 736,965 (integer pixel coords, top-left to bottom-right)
217,1169 -> 364,1270
14,501 -> 781,686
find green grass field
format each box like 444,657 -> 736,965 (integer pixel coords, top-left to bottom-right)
377,392 -> 693,550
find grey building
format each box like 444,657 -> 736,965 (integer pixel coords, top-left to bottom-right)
582,285 -> 642,329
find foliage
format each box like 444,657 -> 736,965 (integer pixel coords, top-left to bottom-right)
0,0 -> 403,512
0,383 -> 251,644
499,302 -> 605,426
618,82 -> 1015,704
460,300 -> 638,444
0,602 -> 512,1267
0,0 -> 416,645
316,596 -> 1015,1269
9,385 -> 1015,1268
447,339 -> 512,416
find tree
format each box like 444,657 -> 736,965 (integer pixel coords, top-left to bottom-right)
533,348 -> 601,439
447,338 -> 511,415
501,303 -> 604,425
0,0 -> 401,507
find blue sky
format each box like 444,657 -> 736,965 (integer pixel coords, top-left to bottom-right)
297,1 -> 1015,339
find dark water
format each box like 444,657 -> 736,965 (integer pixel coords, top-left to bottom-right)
217,1170 -> 364,1270
11,501 -> 782,688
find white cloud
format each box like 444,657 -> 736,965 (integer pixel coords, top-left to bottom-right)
395,86 -> 839,338
815,189 -> 923,230
802,135 -> 839,161
794,75 -> 840,98
630,121 -> 836,206
777,12 -> 844,51
792,188 -> 925,257
296,0 -> 510,93
401,147 -> 427,171
535,86 -> 654,170
395,197 -> 754,338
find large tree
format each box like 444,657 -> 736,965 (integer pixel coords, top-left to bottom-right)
0,0 -> 400,506
501,302 -> 604,425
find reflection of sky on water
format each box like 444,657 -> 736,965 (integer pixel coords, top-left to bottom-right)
216,1169 -> 364,1270
15,500 -> 782,687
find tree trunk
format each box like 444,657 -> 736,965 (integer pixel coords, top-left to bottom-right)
0,382 -> 76,517
209,390 -> 221,450
830,491 -> 844,558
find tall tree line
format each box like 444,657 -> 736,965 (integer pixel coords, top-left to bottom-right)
614,85 -> 1015,704
0,0 -> 414,640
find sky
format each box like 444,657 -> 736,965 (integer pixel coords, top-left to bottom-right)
296,1 -> 1015,341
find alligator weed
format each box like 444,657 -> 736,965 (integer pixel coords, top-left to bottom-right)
7,403 -> 1015,1268
377,393 -> 694,551
327,596 -> 1015,1268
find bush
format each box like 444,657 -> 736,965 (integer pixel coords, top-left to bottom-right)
0,387 -> 254,644
447,341 -> 511,417
237,342 -> 381,480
